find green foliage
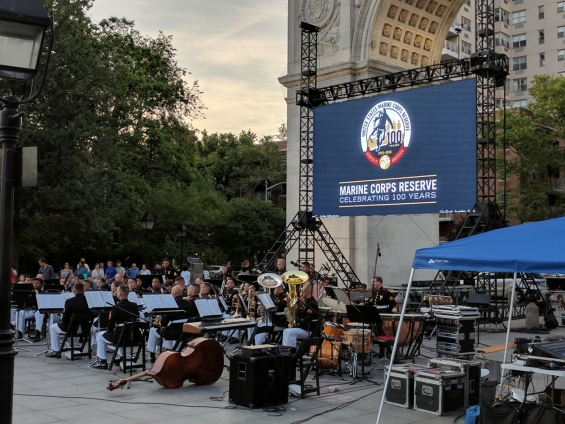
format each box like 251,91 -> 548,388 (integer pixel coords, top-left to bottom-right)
498,76 -> 565,222
3,0 -> 285,272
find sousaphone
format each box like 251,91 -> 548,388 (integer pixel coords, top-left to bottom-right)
281,270 -> 309,326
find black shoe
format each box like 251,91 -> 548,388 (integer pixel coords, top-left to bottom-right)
45,351 -> 58,358
17,331 -> 23,340
31,331 -> 42,342
149,353 -> 156,363
93,360 -> 108,369
228,338 -> 240,344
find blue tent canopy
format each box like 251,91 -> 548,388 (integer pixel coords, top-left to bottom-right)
412,216 -> 565,274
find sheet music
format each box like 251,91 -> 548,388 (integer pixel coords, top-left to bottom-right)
128,292 -> 145,306
258,293 -> 276,310
36,294 -> 66,310
195,299 -> 222,317
143,294 -> 178,312
62,293 -> 75,300
85,291 -> 114,309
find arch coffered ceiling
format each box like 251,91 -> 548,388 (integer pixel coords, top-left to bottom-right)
353,0 -> 466,68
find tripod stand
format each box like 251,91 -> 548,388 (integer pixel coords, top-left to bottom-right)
346,305 -> 380,385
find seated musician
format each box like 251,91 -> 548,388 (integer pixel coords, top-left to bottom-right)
221,278 -> 240,342
274,258 -> 286,276
366,276 -> 397,313
150,277 -> 164,293
163,279 -> 174,293
146,285 -> 199,361
174,276 -> 187,296
282,281 -> 319,348
255,283 -> 287,345
135,277 -> 147,293
17,278 -> 46,342
199,282 -> 212,298
45,282 -> 92,357
93,284 -> 140,369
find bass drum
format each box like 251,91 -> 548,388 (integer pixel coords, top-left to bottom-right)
314,340 -> 342,370
380,313 -> 425,347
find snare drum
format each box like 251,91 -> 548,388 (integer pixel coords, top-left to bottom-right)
315,340 -> 342,370
342,329 -> 371,353
323,322 -> 344,341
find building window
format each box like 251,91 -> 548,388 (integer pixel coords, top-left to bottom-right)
461,41 -> 472,55
513,56 -> 527,70
512,34 -> 526,48
513,100 -> 527,108
559,26 -> 565,38
539,5 -> 545,19
495,32 -> 510,48
461,17 -> 471,31
559,72 -> 565,77
465,0 -> 471,6
513,78 -> 527,93
540,52 -> 546,66
495,8 -> 509,24
559,2 -> 565,13
559,50 -> 565,61
512,10 -> 526,25
539,30 -> 545,44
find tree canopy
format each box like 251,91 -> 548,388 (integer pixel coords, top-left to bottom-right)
1,0 -> 286,272
498,75 -> 565,222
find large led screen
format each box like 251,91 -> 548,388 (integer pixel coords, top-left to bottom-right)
313,79 -> 477,217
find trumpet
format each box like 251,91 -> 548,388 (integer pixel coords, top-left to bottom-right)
248,285 -> 257,320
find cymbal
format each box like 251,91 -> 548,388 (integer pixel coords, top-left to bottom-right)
322,298 -> 348,313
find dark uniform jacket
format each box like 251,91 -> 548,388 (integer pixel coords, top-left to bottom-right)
296,297 -> 319,332
369,287 -> 395,312
59,293 -> 91,332
103,299 -> 140,343
272,291 -> 288,327
160,296 -> 199,340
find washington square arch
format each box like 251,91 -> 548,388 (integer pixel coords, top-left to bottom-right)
279,0 -> 470,286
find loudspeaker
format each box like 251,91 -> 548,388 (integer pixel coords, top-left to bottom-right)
229,353 -> 292,408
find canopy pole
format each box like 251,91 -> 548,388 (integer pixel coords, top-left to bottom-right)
376,267 -> 415,424
499,272 -> 517,397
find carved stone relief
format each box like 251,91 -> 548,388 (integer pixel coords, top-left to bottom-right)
300,0 -> 341,57
409,13 -> 419,26
398,9 -> 409,22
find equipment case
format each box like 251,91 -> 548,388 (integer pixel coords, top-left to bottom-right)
428,358 -> 482,408
384,364 -> 431,408
414,368 -> 466,415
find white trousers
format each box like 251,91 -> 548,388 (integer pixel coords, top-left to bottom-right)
254,320 -> 285,345
49,323 -> 67,351
282,327 -> 310,348
96,331 -> 124,360
146,327 -> 174,353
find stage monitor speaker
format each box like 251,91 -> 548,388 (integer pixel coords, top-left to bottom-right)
229,353 -> 292,408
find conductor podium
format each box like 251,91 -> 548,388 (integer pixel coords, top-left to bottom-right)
229,352 -> 292,408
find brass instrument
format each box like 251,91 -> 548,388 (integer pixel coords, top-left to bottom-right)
257,273 -> 283,290
153,315 -> 163,327
281,271 -> 309,326
247,285 -> 257,320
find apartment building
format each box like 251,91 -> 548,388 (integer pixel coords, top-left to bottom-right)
444,0 -> 565,108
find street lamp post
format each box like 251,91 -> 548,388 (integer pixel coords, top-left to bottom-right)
0,1 -> 51,422
140,211 -> 155,267
176,224 -> 187,267
264,181 -> 287,201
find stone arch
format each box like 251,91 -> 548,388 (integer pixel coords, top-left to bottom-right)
353,0 -> 466,68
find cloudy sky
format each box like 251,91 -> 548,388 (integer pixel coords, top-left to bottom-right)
89,0 -> 288,138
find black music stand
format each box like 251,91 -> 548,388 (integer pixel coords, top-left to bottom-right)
346,305 -> 380,385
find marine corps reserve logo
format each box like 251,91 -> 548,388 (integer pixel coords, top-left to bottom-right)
360,101 -> 411,169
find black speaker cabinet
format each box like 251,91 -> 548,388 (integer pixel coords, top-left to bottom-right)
229,353 -> 292,408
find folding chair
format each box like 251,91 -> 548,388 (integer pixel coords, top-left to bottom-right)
108,321 -> 149,374
56,313 -> 94,360
288,337 -> 321,398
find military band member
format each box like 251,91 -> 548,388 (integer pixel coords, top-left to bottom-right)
199,282 -> 213,298
146,285 -> 199,361
45,282 -> 92,357
367,276 -> 397,313
254,283 -> 287,345
282,282 -> 319,348
274,259 -> 286,276
150,277 -> 165,294
222,277 -> 237,314
93,284 -> 140,369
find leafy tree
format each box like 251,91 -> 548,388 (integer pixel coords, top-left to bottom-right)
498,75 -> 565,222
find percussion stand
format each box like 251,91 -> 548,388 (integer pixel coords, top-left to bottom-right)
346,305 -> 380,385
13,307 -> 31,352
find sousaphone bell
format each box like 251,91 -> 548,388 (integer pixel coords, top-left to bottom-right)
281,270 -> 309,326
